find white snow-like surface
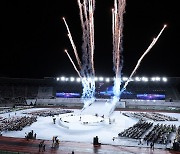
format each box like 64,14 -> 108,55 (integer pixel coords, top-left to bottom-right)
1,104 -> 180,149
81,101 -> 116,117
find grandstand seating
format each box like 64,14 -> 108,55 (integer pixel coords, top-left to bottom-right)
0,77 -> 179,105
37,87 -> 53,99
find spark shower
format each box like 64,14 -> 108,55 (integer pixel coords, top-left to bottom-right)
63,0 -> 166,110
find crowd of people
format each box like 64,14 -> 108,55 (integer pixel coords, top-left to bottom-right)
118,121 -> 153,139
0,106 -> 33,114
23,108 -> 73,117
144,123 -> 176,144
0,115 -> 37,132
172,126 -> 180,151
118,119 -> 178,147
122,112 -> 178,121
25,130 -> 37,140
176,126 -> 180,141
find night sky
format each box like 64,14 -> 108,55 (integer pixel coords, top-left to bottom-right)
0,0 -> 179,79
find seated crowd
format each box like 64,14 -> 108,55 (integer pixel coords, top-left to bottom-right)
0,116 -> 37,132
122,112 -> 178,121
144,123 -> 176,144
175,126 -> 180,143
118,119 -> 177,145
23,108 -> 73,117
118,120 -> 153,139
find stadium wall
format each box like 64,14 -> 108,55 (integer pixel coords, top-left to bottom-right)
35,98 -> 180,109
124,99 -> 180,107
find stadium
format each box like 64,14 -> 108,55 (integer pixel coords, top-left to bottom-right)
1,0 -> 180,153
0,76 -> 180,153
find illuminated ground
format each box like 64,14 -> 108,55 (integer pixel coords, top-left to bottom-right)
1,105 -> 180,150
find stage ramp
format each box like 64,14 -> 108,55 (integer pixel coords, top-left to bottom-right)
80,100 -> 116,117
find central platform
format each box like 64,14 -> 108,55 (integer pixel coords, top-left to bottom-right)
58,100 -> 117,130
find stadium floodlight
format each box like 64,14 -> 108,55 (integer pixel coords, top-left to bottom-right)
129,78 -> 134,81
60,76 -> 66,81
65,78 -> 69,81
87,77 -> 92,82
94,77 -> 98,81
162,77 -> 167,82
105,78 -> 110,82
135,77 -> 141,81
56,77 -> 60,81
76,77 -> 81,82
151,77 -> 156,81
122,77 -> 128,81
155,77 -> 161,81
70,77 -> 75,82
99,77 -> 104,81
142,77 -> 148,82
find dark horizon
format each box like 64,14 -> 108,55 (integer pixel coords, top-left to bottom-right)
0,0 -> 179,79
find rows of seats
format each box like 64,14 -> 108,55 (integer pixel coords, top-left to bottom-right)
22,108 -> 73,117
0,85 -> 39,99
144,124 -> 176,144
122,112 -> 178,121
0,97 -> 26,106
118,121 -> 153,139
0,116 -> 37,132
118,120 -> 177,145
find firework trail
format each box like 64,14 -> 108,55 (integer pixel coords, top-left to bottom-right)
63,0 -> 96,104
122,25 -> 167,91
77,0 -> 95,76
89,0 -> 95,76
63,17 -> 82,69
105,0 -> 126,116
112,0 -> 126,99
64,49 -> 82,78
77,0 -> 96,100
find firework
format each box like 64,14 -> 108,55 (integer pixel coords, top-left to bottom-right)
64,49 -> 82,78
122,25 -> 167,90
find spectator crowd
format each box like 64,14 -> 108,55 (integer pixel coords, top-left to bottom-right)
0,115 -> 37,132
23,108 -> 73,117
122,112 -> 178,121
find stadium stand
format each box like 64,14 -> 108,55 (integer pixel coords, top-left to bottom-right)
0,77 -> 179,110
37,87 -> 53,99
